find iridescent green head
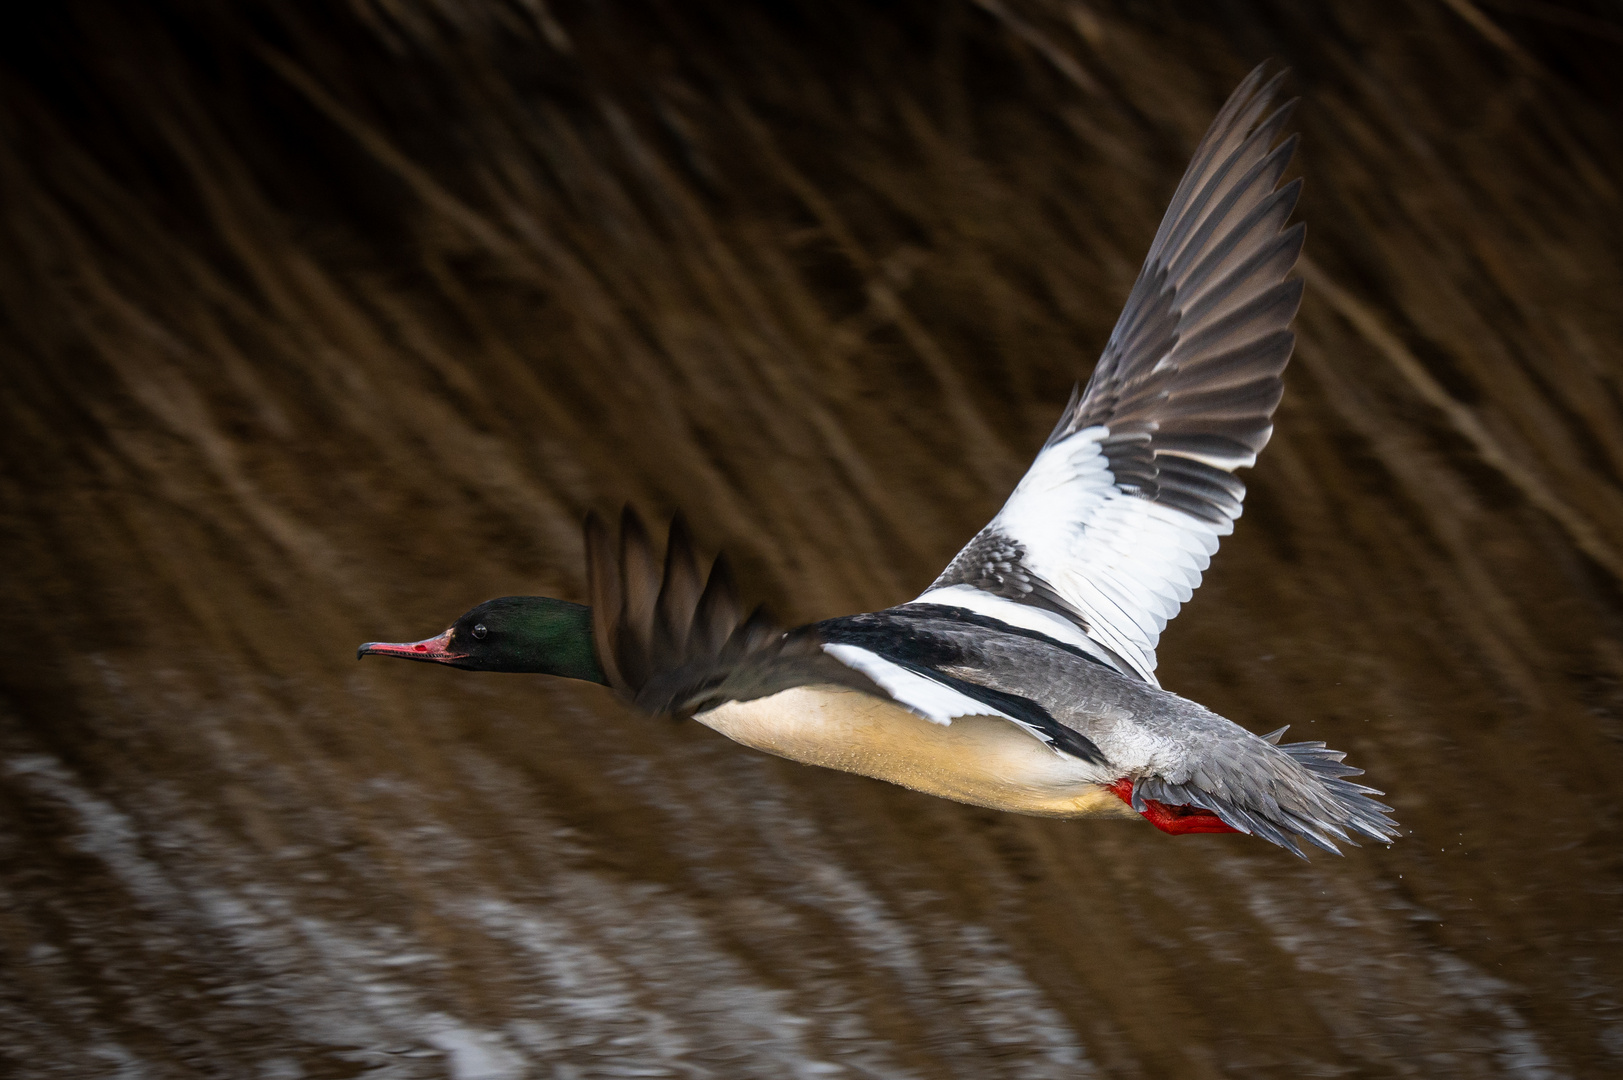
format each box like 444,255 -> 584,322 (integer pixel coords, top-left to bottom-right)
358,595 -> 606,683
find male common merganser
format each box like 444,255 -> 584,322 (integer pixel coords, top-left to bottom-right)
360,67 -> 1398,857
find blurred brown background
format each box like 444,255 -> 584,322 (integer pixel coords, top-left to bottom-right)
2,1 -> 1622,1076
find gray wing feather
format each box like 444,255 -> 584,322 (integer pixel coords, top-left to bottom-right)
1049,63 -> 1305,479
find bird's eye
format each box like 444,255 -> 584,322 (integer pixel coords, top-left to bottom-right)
472,624 -> 488,640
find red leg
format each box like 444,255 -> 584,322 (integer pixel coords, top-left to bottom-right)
1106,779 -> 1240,836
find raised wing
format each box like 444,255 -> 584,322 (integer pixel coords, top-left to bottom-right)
586,509 -> 1040,731
916,65 -> 1305,685
584,508 -> 882,716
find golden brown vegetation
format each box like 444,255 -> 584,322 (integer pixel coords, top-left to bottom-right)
2,1 -> 1621,1075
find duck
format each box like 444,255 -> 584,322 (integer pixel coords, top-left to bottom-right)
359,66 -> 1398,858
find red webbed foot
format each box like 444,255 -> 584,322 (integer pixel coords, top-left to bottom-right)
1107,778 -> 1240,836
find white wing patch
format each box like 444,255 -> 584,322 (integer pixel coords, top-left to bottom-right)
821,643 -> 1009,726
921,427 -> 1227,686
916,70 -> 1298,689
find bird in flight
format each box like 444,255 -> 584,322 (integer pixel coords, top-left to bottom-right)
360,67 -> 1398,858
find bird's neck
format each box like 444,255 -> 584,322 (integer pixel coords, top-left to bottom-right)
497,598 -> 608,682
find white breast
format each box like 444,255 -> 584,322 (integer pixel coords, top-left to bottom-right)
696,686 -> 1135,819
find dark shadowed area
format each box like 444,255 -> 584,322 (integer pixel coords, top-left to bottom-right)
3,1 -> 1622,1076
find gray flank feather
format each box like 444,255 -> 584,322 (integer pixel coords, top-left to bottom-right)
876,606 -> 1400,858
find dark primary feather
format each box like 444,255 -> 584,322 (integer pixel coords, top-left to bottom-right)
1047,63 -> 1305,510
583,508 -> 881,716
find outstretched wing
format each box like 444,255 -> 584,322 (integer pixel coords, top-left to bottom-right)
584,508 -> 882,716
916,65 -> 1305,685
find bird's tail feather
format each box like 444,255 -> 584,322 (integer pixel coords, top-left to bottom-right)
1135,726 -> 1400,859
